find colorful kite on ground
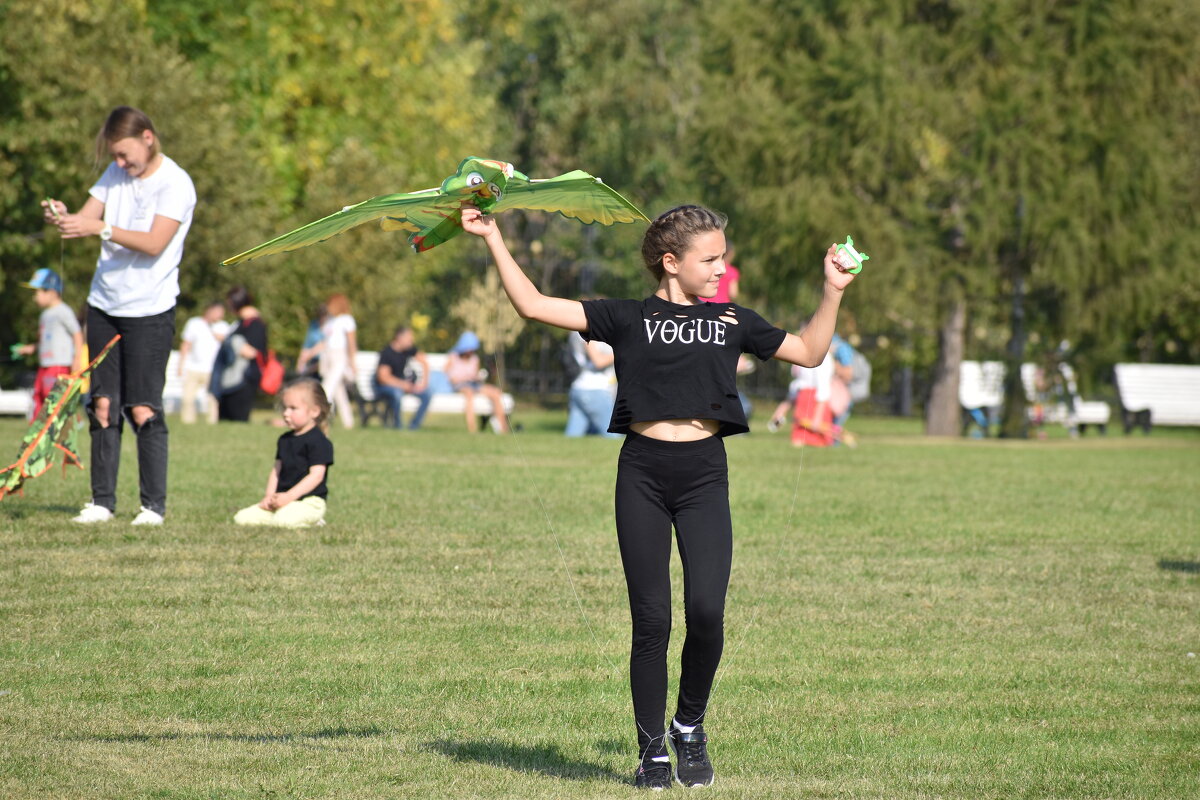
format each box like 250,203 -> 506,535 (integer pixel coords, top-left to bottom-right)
0,335 -> 119,501
222,157 -> 650,264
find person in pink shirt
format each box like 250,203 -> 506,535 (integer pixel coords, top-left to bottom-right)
445,331 -> 510,433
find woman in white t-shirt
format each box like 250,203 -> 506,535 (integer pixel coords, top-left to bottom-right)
43,106 -> 196,526
178,301 -> 230,424
316,293 -> 358,429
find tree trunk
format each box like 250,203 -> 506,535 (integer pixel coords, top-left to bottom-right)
999,197 -> 1029,439
998,270 -> 1029,438
925,293 -> 966,436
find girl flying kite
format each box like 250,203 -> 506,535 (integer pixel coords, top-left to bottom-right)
461,204 -> 861,789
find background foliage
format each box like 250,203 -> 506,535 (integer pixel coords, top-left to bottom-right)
2,0 -> 1197,417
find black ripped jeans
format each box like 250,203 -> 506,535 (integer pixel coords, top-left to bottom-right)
86,305 -> 175,515
615,433 -> 732,757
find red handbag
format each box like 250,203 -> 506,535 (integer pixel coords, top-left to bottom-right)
256,349 -> 284,395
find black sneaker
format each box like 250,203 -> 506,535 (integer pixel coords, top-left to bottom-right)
635,758 -> 673,790
668,726 -> 714,787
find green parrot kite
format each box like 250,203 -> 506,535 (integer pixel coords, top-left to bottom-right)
1,335 -> 119,501
223,157 -> 650,265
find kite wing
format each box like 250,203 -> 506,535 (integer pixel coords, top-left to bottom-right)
491,171 -> 650,225
222,160 -> 648,263
1,335 -> 119,501
221,189 -> 452,265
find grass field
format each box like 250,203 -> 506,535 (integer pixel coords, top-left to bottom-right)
1,409 -> 1197,799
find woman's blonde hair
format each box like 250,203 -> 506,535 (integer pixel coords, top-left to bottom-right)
95,106 -> 159,166
640,205 -> 727,281
282,377 -> 331,433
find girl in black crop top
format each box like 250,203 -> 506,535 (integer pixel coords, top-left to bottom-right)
463,203 -> 859,789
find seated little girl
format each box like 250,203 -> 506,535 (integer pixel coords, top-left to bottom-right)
233,377 -> 334,527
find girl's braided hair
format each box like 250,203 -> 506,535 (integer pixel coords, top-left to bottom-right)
640,205 -> 728,281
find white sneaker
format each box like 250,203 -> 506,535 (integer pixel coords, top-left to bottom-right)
72,502 -> 113,524
131,506 -> 164,526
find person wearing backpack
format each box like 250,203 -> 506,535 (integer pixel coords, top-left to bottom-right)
768,331 -> 856,434
211,285 -> 268,423
564,331 -> 620,438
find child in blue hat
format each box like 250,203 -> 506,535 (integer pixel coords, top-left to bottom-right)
15,269 -> 84,419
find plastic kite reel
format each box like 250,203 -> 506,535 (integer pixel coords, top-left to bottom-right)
835,236 -> 869,274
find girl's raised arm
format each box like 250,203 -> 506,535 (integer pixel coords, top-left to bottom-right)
773,243 -> 858,367
461,206 -> 588,332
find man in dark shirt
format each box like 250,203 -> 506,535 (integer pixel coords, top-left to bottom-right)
374,325 -> 432,430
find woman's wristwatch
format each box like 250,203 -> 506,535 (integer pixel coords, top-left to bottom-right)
99,223 -> 113,241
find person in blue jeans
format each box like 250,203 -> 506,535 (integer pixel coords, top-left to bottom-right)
830,332 -> 855,431
373,325 -> 432,430
564,331 -> 621,438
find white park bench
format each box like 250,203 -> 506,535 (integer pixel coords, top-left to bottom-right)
959,360 -> 1111,436
0,384 -> 33,417
1113,363 -> 1200,433
353,350 -> 514,427
161,349 -> 514,426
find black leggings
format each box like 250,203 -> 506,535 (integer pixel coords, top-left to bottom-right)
615,433 -> 732,756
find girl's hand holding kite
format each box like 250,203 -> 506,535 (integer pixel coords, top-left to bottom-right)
461,205 -> 589,332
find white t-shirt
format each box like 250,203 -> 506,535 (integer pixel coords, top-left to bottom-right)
569,332 -> 616,392
791,352 -> 834,402
181,316 -> 230,373
87,154 -> 196,317
320,314 -> 357,355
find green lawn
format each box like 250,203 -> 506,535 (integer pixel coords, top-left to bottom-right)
1,410 -> 1197,799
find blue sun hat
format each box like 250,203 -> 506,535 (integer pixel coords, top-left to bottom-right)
452,330 -> 481,354
23,267 -> 63,293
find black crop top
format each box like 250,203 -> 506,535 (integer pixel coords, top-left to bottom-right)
582,295 -> 787,436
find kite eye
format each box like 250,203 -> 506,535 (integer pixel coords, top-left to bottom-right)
488,182 -> 502,199
466,172 -> 484,187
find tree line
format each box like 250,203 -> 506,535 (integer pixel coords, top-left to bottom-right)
3,0 -> 1197,432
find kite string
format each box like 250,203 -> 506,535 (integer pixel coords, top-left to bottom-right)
678,428 -> 806,729
507,426 -> 623,675
508,425 -> 673,769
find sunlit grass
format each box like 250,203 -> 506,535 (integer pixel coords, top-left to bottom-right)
1,410 -> 1197,798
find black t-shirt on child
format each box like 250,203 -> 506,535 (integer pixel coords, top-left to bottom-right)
582,295 -> 787,436
275,427 -> 334,499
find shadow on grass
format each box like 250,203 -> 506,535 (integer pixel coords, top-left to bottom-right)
425,738 -> 625,783
70,725 -> 388,745
0,503 -> 80,519
1158,559 -> 1200,574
